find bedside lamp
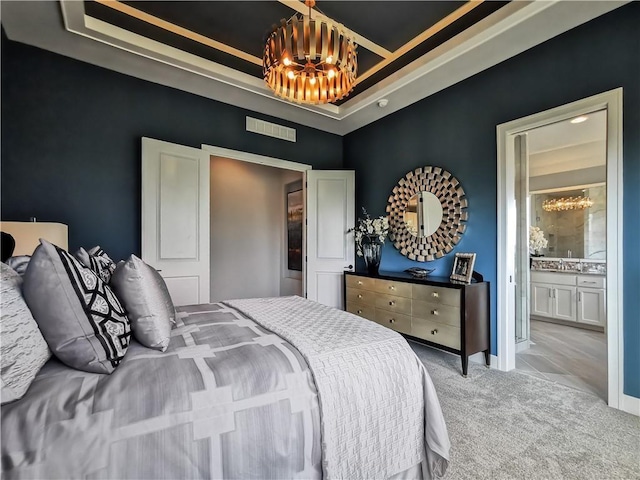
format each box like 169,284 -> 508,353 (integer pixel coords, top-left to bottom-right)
0,220 -> 69,255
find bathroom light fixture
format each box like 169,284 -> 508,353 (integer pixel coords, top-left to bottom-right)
570,115 -> 589,124
263,0 -> 358,104
542,196 -> 593,212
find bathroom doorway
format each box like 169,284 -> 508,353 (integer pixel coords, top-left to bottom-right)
497,88 -> 625,410
515,110 -> 608,399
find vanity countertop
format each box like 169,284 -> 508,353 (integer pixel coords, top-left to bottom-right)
530,257 -> 606,275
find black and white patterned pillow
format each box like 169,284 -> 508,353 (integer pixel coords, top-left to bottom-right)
75,246 -> 116,283
23,240 -> 131,374
5,255 -> 31,276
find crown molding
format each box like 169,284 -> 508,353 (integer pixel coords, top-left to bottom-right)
1,1 -> 629,136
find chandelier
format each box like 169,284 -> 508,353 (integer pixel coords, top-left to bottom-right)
263,0 -> 357,105
542,196 -> 594,212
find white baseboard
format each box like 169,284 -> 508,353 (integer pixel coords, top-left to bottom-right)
620,393 -> 640,417
469,352 -> 498,369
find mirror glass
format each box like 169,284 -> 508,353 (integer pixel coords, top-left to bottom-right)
403,191 -> 444,237
530,185 -> 606,259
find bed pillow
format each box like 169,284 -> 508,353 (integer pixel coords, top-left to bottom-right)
23,240 -> 131,374
5,255 -> 31,276
75,246 -> 116,284
110,255 -> 175,352
1,262 -> 51,404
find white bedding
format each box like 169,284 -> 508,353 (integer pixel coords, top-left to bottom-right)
225,296 -> 450,479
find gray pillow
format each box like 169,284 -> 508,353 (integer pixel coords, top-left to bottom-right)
1,262 -> 51,404
23,240 -> 131,374
74,246 -> 116,284
110,255 -> 175,352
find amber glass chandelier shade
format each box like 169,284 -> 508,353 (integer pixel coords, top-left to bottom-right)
263,11 -> 357,104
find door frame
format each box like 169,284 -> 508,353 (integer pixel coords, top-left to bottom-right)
496,88 -> 627,411
201,144 -> 312,295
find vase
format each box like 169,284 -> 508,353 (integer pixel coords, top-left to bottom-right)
362,242 -> 382,275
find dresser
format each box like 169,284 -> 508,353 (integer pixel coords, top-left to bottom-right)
344,271 -> 490,376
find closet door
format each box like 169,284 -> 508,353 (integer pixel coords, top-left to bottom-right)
141,137 -> 210,306
306,170 -> 355,309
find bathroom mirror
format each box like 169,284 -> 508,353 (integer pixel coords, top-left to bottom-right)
530,185 -> 606,259
404,192 -> 444,237
387,166 -> 468,262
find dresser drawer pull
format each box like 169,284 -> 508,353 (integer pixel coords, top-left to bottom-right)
388,285 -> 396,291
389,318 -> 396,324
357,280 -> 363,285
431,292 -> 439,298
431,310 -> 439,316
358,294 -> 363,299
357,309 -> 363,314
431,329 -> 438,335
389,301 -> 396,306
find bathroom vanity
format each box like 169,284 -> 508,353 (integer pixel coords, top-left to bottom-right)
530,258 -> 606,330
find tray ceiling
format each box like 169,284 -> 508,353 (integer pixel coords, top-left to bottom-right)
1,1 -> 629,135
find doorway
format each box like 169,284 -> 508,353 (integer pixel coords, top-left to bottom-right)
512,110 -> 608,399
496,88 -> 625,411
209,155 -> 304,302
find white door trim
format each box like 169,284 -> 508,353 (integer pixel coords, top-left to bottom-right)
496,88 -> 625,411
201,145 -> 312,172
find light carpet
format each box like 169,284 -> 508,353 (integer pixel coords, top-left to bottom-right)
410,341 -> 640,480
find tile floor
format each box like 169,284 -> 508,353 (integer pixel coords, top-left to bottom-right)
516,319 -> 607,400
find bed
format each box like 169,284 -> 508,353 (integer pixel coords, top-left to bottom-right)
1,295 -> 450,479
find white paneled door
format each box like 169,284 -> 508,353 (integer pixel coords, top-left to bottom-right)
141,137 -> 210,306
306,170 -> 355,309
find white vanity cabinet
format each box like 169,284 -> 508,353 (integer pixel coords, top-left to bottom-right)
577,276 -> 606,326
530,271 -> 605,328
530,272 -> 576,321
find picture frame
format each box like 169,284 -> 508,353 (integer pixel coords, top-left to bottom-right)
450,252 -> 476,283
286,184 -> 303,272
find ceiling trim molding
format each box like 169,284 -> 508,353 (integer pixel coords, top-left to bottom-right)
2,0 -> 629,136
94,0 -> 263,66
355,0 -> 484,85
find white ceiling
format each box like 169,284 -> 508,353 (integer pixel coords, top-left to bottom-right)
528,110 -> 607,177
1,1 -> 628,135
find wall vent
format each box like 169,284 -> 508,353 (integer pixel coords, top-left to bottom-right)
246,116 -> 296,142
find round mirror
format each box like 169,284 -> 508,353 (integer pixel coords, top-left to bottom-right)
387,166 -> 468,262
403,192 -> 444,237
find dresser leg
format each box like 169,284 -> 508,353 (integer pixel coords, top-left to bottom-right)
461,355 -> 469,377
484,349 -> 490,368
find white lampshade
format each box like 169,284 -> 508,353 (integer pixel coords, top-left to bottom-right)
1,221 -> 69,255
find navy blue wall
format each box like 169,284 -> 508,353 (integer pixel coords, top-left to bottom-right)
1,35 -> 343,261
344,4 -> 639,398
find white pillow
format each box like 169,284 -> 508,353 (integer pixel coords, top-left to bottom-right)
0,262 -> 51,404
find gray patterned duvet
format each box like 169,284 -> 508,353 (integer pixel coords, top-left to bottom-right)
2,303 -> 322,479
2,300 -> 449,479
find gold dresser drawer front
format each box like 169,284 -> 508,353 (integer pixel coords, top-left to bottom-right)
346,275 -> 376,291
346,302 -> 376,321
412,300 -> 460,327
346,287 -> 377,306
412,317 -> 461,350
412,284 -> 461,307
376,293 -> 412,316
373,279 -> 412,298
374,310 -> 411,335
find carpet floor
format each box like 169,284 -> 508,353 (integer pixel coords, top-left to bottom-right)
410,341 -> 640,480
